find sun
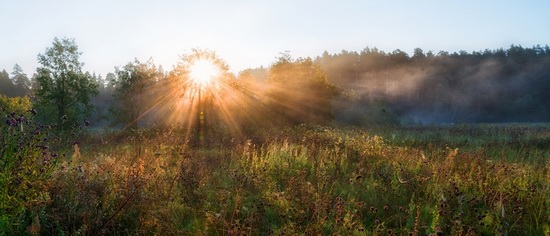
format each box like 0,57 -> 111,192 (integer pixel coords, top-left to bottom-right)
188,59 -> 220,87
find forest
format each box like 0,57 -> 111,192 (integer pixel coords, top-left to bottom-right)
1,38 -> 549,235
2,42 -> 549,128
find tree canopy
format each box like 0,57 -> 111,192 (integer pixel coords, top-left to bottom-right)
110,58 -> 162,129
266,54 -> 337,124
2,42 -> 550,127
34,38 -> 98,130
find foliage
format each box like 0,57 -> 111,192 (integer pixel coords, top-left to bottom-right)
0,95 -> 32,117
2,42 -> 550,234
0,110 -> 64,234
168,48 -> 233,96
0,70 -> 17,97
0,124 -> 544,234
318,45 -> 550,124
34,37 -> 98,130
3,44 -> 550,127
11,64 -> 31,97
110,58 -> 162,129
266,54 -> 337,124
0,64 -> 31,98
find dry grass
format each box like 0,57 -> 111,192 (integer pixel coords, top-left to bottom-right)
3,123 -> 549,235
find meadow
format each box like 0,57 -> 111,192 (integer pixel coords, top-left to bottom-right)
2,12 -> 550,236
2,115 -> 549,235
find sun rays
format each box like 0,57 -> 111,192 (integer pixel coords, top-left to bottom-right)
151,49 -> 275,142
188,59 -> 220,88
116,49 -> 329,145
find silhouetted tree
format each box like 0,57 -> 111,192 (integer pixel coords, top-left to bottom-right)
11,64 -> 31,96
267,54 -> 337,124
412,48 -> 426,61
314,44 -> 550,124
0,69 -> 16,97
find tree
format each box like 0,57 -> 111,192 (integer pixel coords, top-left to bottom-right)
11,64 -> 31,96
110,58 -> 161,129
267,55 -> 337,124
0,69 -> 16,97
412,48 -> 426,61
34,38 -> 98,130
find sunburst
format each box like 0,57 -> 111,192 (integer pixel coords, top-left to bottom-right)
188,59 -> 220,87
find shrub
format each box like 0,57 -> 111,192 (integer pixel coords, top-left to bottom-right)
0,109 -> 60,234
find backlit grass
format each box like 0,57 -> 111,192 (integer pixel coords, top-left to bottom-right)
2,122 -> 549,235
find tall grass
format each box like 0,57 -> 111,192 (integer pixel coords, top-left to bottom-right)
2,123 -> 549,234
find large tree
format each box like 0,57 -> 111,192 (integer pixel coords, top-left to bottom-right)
267,54 -> 337,124
34,38 -> 98,129
110,58 -> 161,129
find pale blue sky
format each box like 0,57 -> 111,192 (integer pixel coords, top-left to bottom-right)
1,0 -> 549,77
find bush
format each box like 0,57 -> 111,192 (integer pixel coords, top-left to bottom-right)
0,95 -> 31,117
0,109 -> 61,234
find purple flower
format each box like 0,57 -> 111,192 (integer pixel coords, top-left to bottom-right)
8,118 -> 17,126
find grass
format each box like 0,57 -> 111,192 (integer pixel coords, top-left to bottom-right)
2,122 -> 549,235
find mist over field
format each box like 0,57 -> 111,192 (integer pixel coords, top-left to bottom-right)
2,44 -> 550,128
1,38 -> 549,235
1,1 -> 550,233
239,45 -> 550,126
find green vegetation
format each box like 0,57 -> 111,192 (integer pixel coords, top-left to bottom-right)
1,120 -> 548,235
34,38 -> 98,131
1,38 -> 549,235
0,95 -> 31,117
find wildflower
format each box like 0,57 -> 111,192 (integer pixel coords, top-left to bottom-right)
6,118 -> 16,126
370,207 -> 378,213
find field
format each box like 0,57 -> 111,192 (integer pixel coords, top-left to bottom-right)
1,121 -> 549,235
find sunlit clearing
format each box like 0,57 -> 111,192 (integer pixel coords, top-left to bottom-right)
189,59 -> 220,87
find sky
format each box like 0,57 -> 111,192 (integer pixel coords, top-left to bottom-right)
1,0 -> 549,77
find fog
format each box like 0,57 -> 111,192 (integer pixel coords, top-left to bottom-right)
2,45 -> 549,129
317,46 -> 550,125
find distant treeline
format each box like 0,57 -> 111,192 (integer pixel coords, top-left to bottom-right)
2,44 -> 550,128
314,45 -> 550,124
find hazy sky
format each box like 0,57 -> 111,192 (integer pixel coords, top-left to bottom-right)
1,0 -> 549,77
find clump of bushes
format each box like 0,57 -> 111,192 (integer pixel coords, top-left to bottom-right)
0,109 -> 60,233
